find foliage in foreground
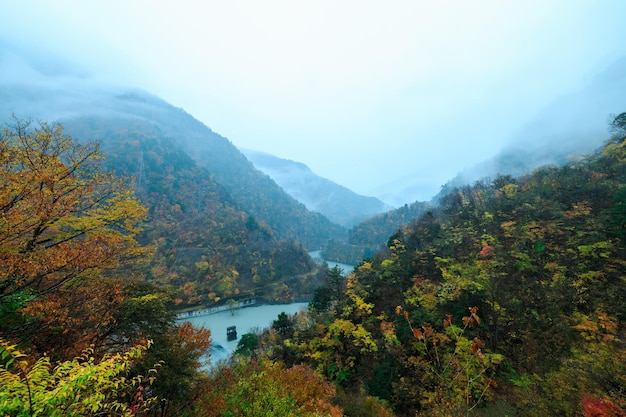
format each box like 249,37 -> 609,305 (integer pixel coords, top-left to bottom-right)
197,359 -> 343,417
0,340 -> 153,416
0,119 -> 211,416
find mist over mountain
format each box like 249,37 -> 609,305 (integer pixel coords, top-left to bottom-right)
241,149 -> 391,227
439,56 -> 626,195
0,48 -> 345,251
339,56 -> 626,255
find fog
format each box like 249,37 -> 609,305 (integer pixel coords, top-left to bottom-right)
1,1 -> 626,205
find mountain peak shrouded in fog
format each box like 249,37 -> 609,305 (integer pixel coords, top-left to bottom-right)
241,149 -> 391,227
2,42 -> 625,208
440,56 -> 626,194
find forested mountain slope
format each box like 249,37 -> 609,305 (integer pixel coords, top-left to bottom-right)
442,56 -> 626,194
68,91 -> 346,250
346,57 -> 626,259
65,115 -> 322,306
0,54 -> 345,251
256,116 -> 626,416
348,201 -> 432,250
0,52 -> 348,305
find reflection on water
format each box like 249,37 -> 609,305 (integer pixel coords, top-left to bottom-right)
182,302 -> 308,365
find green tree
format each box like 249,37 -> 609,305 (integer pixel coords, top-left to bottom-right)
272,312 -> 295,338
0,339 -> 154,417
235,333 -> 259,358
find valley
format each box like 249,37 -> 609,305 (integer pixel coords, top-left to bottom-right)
1,43 -> 625,417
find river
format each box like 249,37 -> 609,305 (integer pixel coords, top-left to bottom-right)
183,252 -> 354,366
182,302 -> 308,365
308,250 -> 355,275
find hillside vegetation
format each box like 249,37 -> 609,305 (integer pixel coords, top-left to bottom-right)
1,113 -> 625,416
64,115 -> 322,307
252,114 -> 626,416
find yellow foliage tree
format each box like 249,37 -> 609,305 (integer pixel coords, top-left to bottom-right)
0,118 -> 151,355
0,118 -> 148,299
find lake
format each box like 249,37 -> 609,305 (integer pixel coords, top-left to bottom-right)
182,302 -> 309,365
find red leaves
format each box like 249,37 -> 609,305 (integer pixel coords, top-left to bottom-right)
443,314 -> 453,328
471,337 -> 484,353
396,305 -> 412,320
478,242 -> 495,260
581,395 -> 625,417
413,275 -> 425,286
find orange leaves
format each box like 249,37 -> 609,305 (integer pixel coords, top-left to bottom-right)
471,337 -> 485,361
397,306 -> 435,342
21,277 -> 126,358
199,361 -> 344,417
0,119 -> 149,300
564,201 -> 593,219
478,242 -> 495,260
413,328 -> 424,340
443,314 -> 453,328
173,321 -> 212,366
581,395 -> 625,417
462,307 -> 481,328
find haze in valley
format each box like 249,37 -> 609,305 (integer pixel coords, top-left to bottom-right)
1,1 -> 626,205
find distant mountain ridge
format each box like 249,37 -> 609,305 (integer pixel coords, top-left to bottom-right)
339,56 -> 626,258
241,149 -> 391,227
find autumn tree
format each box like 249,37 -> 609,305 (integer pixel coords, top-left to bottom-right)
0,118 -> 149,353
198,360 -> 343,417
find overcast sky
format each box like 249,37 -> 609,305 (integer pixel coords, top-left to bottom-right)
1,1 -> 626,203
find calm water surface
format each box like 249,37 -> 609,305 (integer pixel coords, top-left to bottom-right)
184,253 -> 353,365
183,302 -> 308,364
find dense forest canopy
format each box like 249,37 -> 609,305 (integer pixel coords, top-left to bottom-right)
261,115 -> 625,416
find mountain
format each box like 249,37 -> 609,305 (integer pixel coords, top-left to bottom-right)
440,56 -> 626,195
0,48 -> 348,305
347,201 -> 432,249
329,57 -> 626,262
61,91 -> 346,250
241,149 -> 391,227
268,129 -> 626,415
0,51 -> 345,250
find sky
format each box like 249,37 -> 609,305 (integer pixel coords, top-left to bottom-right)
1,1 -> 626,205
